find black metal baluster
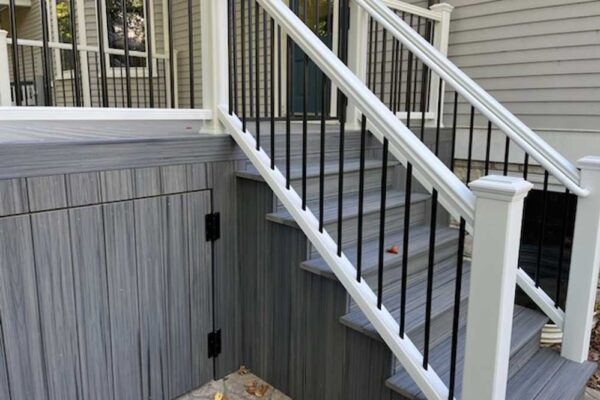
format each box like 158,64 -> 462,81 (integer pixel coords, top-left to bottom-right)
134,59 -> 140,106
248,0 -> 254,117
31,47 -> 39,105
485,121 -> 492,175
231,0 -> 238,114
119,64 -> 126,107
435,78 -> 443,154
503,137 -> 511,176
555,190 -> 571,308
8,0 -> 21,105
536,170 -> 549,287
367,17 -> 374,92
412,17 -> 420,112
270,17 -> 276,168
19,46 -> 28,106
337,97 -> 346,256
379,29 -> 387,101
405,49 -> 413,128
142,58 -> 147,107
120,0 -> 131,107
302,0 -> 308,210
448,217 -> 466,399
423,189 -> 438,369
400,162 -> 413,337
188,0 -> 195,108
356,115 -> 367,281
144,0 -> 154,108
278,25 -> 282,117
394,14 -> 405,113
167,0 -> 175,108
255,0 -> 261,149
466,106 -> 475,184
263,9 -> 268,126
319,36 -> 328,232
241,0 -> 247,130
450,92 -> 458,172
59,51 -> 68,105
372,19 -> 379,95
390,38 -> 399,111
69,0 -> 81,106
377,138 -> 389,309
40,0 -> 53,105
286,36 -> 292,189
419,18 -> 432,141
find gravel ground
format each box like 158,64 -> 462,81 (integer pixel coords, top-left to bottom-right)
177,371 -> 291,400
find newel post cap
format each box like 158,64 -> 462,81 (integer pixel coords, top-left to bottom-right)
470,175 -> 533,202
578,156 -> 600,171
430,3 -> 454,13
0,30 -> 7,38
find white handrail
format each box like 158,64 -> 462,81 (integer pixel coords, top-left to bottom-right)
359,0 -> 587,197
382,0 -> 442,21
257,0 -> 476,230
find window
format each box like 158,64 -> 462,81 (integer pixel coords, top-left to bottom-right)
55,0 -> 74,70
105,0 -> 146,67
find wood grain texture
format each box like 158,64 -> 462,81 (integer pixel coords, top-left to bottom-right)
100,170 -> 135,202
67,172 -> 102,207
0,317 -> 11,400
0,178 -> 28,216
27,175 -> 68,212
0,216 -> 48,400
31,211 -> 81,400
70,206 -> 114,400
134,168 -> 162,198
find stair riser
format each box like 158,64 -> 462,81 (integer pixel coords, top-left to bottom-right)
309,200 -> 427,257
275,165 -> 397,210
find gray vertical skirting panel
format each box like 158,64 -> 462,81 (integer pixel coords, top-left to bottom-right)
161,166 -> 189,194
27,175 -> 68,212
103,202 -> 143,399
31,211 -> 82,400
212,161 -> 242,378
69,206 -> 114,400
165,195 -> 193,397
186,192 -> 213,387
186,164 -> 209,191
134,168 -> 162,198
134,196 -> 169,400
67,172 -> 102,207
0,178 -> 28,217
0,216 -> 48,400
0,316 -> 11,400
342,329 -> 395,400
100,170 -> 135,202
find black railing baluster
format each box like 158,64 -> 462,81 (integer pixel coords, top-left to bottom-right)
302,0 -> 308,210
188,0 -> 195,108
356,115 -> 367,281
367,17 -> 374,92
536,170 -> 550,287
419,18 -> 432,141
167,0 -> 175,108
119,64 -> 126,107
134,60 -> 140,106
379,30 -> 387,100
270,17 -> 276,169
69,0 -> 81,106
286,36 -> 292,189
337,97 -> 346,256
377,138 -> 389,309
227,0 -> 233,113
144,0 -> 154,108
319,72 -> 327,232
405,50 -> 413,128
121,0 -> 131,107
231,0 -> 238,114
248,0 -> 255,117
263,9 -> 268,125
450,92 -> 458,172
400,162 -> 413,338
555,190 -> 571,308
8,0 -> 21,105
423,189 -> 438,369
390,38 -> 399,111
485,121 -> 492,175
19,47 -> 28,106
448,217 -> 466,399
278,25 -> 282,117
412,17 -> 420,113
503,137 -> 511,176
40,0 -> 53,105
372,19 -> 379,95
31,47 -> 39,105
523,153 -> 530,180
241,0 -> 248,131
435,78 -> 442,155
59,51 -> 67,105
394,13 -> 405,113
255,0 -> 261,149
466,106 -> 475,184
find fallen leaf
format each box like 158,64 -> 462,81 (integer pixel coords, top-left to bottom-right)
255,384 -> 270,398
238,365 -> 250,375
387,244 -> 399,254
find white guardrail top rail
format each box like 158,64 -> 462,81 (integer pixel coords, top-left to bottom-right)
358,0 -> 588,197
257,0 -> 476,229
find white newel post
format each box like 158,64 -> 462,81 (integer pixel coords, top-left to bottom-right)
428,3 -> 453,124
346,0 -> 368,129
201,0 -> 229,131
462,176 -> 533,400
0,31 -> 12,106
562,157 -> 600,363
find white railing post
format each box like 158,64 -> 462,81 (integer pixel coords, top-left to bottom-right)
201,0 -> 229,131
462,175 -> 533,400
428,3 -> 453,125
561,156 -> 600,362
0,31 -> 12,106
346,0 -> 369,129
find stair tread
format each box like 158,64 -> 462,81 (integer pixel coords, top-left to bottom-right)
301,224 -> 459,280
266,189 -> 430,227
340,258 -> 470,341
237,158 -> 397,182
386,305 -> 550,399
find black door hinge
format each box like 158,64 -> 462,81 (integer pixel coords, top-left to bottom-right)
208,329 -> 222,359
205,212 -> 221,242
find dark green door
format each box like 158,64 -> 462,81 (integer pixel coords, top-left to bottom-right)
291,0 -> 333,115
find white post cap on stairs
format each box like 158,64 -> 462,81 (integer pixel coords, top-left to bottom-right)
469,175 -> 533,202
0,30 -> 12,107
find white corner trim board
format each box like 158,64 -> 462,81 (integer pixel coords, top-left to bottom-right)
218,106 -> 452,400
0,107 -> 213,120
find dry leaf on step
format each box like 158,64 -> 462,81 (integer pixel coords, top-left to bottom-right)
255,384 -> 270,398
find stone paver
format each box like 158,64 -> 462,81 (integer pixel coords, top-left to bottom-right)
177,372 -> 291,400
